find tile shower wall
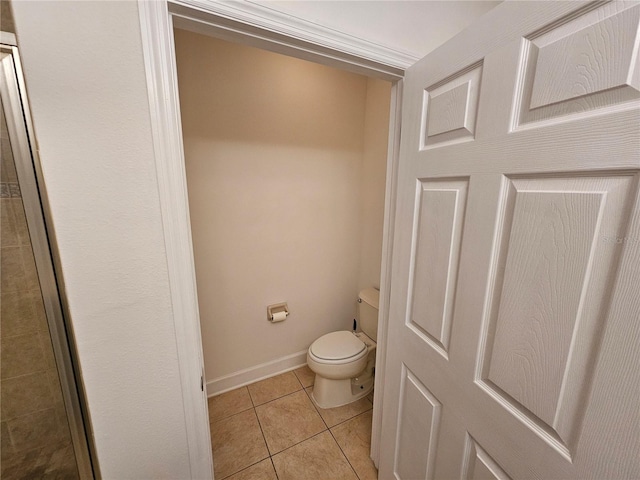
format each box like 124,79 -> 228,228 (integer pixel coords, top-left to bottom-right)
1,106 -> 78,478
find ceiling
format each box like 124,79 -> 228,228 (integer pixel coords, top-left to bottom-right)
255,1 -> 502,61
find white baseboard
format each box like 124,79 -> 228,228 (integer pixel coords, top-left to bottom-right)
206,350 -> 308,397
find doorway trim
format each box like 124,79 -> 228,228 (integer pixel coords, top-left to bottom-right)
137,1 -> 406,476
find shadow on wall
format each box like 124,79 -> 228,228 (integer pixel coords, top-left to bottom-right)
1,1 -> 15,33
176,30 -> 368,151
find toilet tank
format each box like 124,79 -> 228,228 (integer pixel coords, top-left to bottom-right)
357,288 -> 380,342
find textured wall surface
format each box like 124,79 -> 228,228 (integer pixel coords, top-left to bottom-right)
10,2 -> 192,477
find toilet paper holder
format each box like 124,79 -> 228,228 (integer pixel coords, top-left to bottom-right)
267,303 -> 289,322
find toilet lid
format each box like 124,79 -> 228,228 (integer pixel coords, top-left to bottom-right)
310,331 -> 366,361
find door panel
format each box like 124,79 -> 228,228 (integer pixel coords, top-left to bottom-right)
478,174 -> 637,455
409,178 -> 468,356
524,6 -> 640,121
461,434 -> 511,480
394,366 -> 442,480
380,2 -> 640,479
421,63 -> 483,147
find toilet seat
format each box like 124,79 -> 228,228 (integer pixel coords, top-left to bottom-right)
309,331 -> 367,364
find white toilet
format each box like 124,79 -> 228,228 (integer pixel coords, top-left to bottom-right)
307,288 -> 379,409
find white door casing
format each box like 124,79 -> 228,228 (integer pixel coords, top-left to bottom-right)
138,0 -> 406,475
380,2 -> 640,479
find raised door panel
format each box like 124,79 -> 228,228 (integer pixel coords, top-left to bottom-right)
529,7 -> 640,109
515,4 -> 640,128
408,178 -> 468,357
462,434 -> 511,480
477,173 -> 638,457
427,83 -> 471,136
421,63 -> 483,148
393,366 -> 442,480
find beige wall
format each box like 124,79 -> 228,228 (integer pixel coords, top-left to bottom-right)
359,78 -> 392,291
175,30 -> 390,382
10,2 -> 192,477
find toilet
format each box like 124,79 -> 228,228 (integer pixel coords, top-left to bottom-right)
307,288 -> 379,409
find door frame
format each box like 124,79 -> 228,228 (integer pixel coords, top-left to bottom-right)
137,0 -> 408,476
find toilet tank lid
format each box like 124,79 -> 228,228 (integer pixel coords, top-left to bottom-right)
359,288 -> 380,309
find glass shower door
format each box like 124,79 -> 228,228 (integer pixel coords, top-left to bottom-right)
1,43 -> 94,479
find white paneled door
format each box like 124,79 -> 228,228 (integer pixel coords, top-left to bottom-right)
379,2 -> 640,479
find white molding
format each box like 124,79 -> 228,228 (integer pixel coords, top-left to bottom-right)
137,2 -> 213,479
370,79 -> 403,467
138,0 -> 404,476
169,0 -> 411,81
179,0 -> 417,68
206,351 -> 308,397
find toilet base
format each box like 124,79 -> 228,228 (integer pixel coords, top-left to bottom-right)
310,374 -> 373,409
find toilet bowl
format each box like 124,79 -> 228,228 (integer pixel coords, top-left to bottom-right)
307,288 -> 379,409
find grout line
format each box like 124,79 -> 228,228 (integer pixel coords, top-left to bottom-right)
252,404 -> 273,456
292,367 -> 315,390
208,387 -> 255,424
246,388 -> 329,456
219,455 -> 270,480
2,404 -> 64,423
326,403 -> 374,430
249,374 -> 305,407
265,426 -> 330,457
270,456 -> 280,480
208,403 -> 254,425
328,426 -> 362,480
252,386 -> 306,409
304,387 -> 330,430
304,385 -> 374,430
246,385 -> 257,408
252,387 -> 302,407
270,430 -> 328,458
215,405 -> 270,479
0,368 -> 53,382
212,376 -> 374,480
292,369 -> 304,389
209,404 -> 256,428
